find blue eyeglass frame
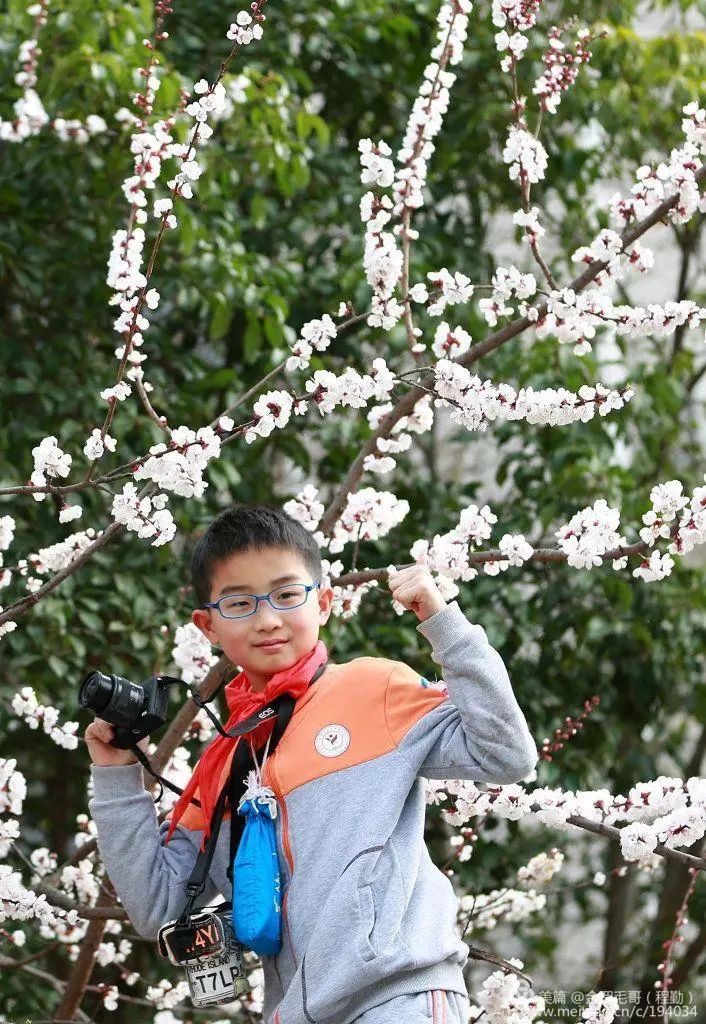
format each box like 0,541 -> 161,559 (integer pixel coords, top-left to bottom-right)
204,579 -> 322,619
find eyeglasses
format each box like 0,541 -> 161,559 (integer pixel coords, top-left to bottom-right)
204,579 -> 322,620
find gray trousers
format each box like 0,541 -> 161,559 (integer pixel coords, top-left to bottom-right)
351,989 -> 471,1024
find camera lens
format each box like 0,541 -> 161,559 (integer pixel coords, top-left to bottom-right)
79,671 -> 145,728
79,672 -> 114,714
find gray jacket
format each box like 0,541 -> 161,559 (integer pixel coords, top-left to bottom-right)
89,599 -> 538,1024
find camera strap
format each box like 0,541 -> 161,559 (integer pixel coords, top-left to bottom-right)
175,661 -> 328,922
128,696 -> 276,808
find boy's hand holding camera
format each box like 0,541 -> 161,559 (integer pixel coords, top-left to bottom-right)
387,564 -> 448,622
85,718 -> 150,767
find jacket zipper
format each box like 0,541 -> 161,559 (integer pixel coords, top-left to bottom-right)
268,756 -> 298,966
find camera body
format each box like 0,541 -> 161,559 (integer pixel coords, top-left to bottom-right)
79,671 -> 171,749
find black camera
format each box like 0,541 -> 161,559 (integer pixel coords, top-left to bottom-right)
78,671 -> 171,749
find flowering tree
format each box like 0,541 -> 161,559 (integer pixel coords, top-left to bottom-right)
2,0 -> 706,1020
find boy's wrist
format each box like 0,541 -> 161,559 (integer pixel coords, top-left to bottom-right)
416,597 -> 450,623
416,598 -> 487,655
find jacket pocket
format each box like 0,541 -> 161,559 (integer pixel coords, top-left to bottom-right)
355,838 -> 410,962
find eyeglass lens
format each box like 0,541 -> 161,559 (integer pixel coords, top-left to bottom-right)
219,584 -> 308,618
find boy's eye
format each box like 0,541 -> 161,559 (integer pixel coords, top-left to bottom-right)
221,597 -> 251,611
271,586 -> 307,605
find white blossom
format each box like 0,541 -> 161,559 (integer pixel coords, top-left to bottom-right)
111,485 -> 176,546
226,8 -> 265,45
503,126 -> 548,184
61,858 -> 100,903
433,362 -> 633,435
499,534 -> 534,566
426,268 -> 475,316
58,504 -> 83,524
516,848 -> 564,886
358,138 -> 395,188
282,484 -> 325,533
633,550 -> 674,582
513,206 -> 546,241
185,81 -> 227,122
619,822 -> 659,864
286,314 -> 337,371
99,381 -> 132,403
0,759 -> 27,815
0,864 -> 81,930
11,688 -> 79,750
432,321 -> 473,360
153,197 -> 173,217
132,425 -> 221,498
32,436 -> 71,481
171,622 -> 219,685
468,960 -> 545,1024
555,499 -> 626,570
0,612 -> 18,637
83,428 -> 117,461
0,517 -> 16,552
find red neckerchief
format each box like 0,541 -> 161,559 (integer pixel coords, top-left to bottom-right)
164,639 -> 328,848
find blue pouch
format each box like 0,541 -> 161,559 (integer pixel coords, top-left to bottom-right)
231,764 -> 282,956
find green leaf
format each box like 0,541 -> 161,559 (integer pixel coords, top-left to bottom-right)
209,296 -> 233,341
250,192 -> 268,228
264,315 -> 282,346
48,655 -> 65,677
243,317 -> 262,364
290,155 -> 311,191
114,576 -> 134,599
693,684 -> 706,723
78,609 -> 104,632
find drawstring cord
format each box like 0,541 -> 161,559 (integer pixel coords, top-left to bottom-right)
237,729 -> 277,818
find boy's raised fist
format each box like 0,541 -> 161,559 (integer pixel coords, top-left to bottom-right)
386,564 -> 448,623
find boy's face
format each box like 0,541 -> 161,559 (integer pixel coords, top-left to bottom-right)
191,545 -> 334,693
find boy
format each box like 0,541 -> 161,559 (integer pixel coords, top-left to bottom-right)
85,502 -> 538,1024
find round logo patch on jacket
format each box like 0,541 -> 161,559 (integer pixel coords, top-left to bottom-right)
314,723 -> 351,757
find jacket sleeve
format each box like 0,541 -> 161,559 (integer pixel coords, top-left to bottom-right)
88,761 -> 221,941
384,600 -> 538,784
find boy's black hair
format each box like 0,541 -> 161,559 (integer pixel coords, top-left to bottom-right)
191,502 -> 323,607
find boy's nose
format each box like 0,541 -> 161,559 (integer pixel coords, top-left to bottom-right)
253,599 -> 283,622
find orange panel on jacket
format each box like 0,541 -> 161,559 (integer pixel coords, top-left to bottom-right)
172,656 -> 446,823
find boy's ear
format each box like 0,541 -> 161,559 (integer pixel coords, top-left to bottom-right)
191,607 -> 218,644
318,585 -> 335,625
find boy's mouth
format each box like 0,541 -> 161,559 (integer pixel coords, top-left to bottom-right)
255,639 -> 289,649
